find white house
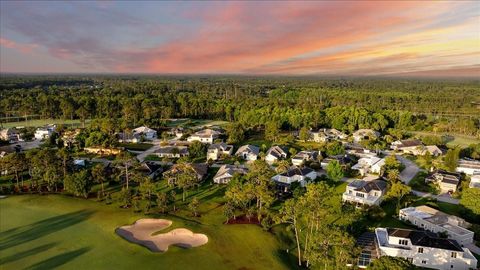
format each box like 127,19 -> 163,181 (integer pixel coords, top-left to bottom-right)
154,146 -> 189,158
469,173 -> 480,188
311,128 -> 347,142
235,145 -> 260,161
342,179 -> 387,206
399,206 -> 474,246
265,145 -> 288,164
207,143 -> 233,161
187,129 -> 221,144
456,158 -> 480,176
132,126 -> 157,141
352,129 -> 380,142
291,150 -> 319,166
272,167 -> 317,193
425,170 -> 461,194
34,125 -> 56,140
375,227 -> 477,270
0,128 -> 20,143
391,139 -> 424,155
213,164 -> 248,184
351,156 -> 385,176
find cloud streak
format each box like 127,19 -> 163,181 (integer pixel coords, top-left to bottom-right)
0,1 -> 479,76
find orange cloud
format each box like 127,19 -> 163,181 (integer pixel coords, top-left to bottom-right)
0,37 -> 38,53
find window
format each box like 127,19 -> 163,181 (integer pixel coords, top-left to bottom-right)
418,247 -> 423,253
398,239 -> 408,245
421,260 -> 427,264
451,252 -> 457,258
407,258 -> 413,263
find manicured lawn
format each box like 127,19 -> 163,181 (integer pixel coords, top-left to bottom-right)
408,171 -> 439,194
119,143 -> 153,151
411,131 -> 480,148
1,119 -> 91,129
0,193 -> 294,270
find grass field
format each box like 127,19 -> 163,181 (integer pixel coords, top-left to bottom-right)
0,194 -> 295,270
1,119 -> 90,129
411,131 -> 480,148
166,119 -> 229,128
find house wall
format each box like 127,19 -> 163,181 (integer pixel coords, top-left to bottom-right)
378,241 -> 476,270
399,214 -> 474,246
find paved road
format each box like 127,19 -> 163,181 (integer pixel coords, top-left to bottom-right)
396,155 -> 420,184
411,190 -> 459,205
136,139 -> 162,162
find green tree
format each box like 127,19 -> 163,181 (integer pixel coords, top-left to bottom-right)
460,188 -> 480,216
325,141 -> 345,156
91,164 -> 107,197
368,256 -> 416,270
299,127 -> 310,142
444,148 -> 460,171
226,122 -> 245,144
156,192 -> 168,214
188,197 -> 200,217
386,181 -> 411,213
265,121 -> 280,142
326,160 -> 344,181
64,170 -> 91,198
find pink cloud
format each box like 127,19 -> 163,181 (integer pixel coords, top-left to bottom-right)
0,37 -> 38,53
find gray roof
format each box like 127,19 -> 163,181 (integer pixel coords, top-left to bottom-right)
235,144 -> 260,156
348,179 -> 387,192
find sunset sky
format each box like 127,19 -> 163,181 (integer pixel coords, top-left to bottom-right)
1,1 -> 479,76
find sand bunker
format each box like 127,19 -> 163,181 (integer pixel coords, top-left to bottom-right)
116,218 -> 208,252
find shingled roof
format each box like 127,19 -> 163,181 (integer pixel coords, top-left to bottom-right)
386,228 -> 463,251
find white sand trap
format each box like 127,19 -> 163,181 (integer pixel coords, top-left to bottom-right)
116,218 -> 208,252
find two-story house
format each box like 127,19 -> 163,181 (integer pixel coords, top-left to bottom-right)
265,145 -> 288,164
187,129 -> 221,144
351,156 -> 386,176
235,144 -> 259,161
425,170 -> 461,194
271,167 -> 317,194
399,206 -> 474,246
213,164 -> 248,184
207,143 -> 233,161
374,227 -> 477,270
342,179 -> 387,206
291,150 -> 319,166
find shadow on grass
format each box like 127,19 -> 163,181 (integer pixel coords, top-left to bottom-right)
0,242 -> 56,265
0,210 -> 94,250
25,247 -> 91,270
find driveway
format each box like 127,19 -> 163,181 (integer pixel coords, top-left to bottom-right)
396,155 -> 420,184
411,190 -> 459,205
136,139 -> 163,162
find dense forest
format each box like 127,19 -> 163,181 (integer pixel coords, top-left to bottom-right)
1,75 -> 479,136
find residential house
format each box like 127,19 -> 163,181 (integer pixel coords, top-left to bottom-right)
132,126 -> 157,141
352,129 -> 380,142
425,145 -> 443,157
399,206 -> 474,246
235,144 -> 260,161
137,161 -> 163,179
374,227 -> 477,270
187,129 -> 221,144
320,154 -> 353,170
154,146 -> 189,158
164,163 -> 208,185
168,127 -> 184,139
391,140 -> 425,155
34,125 -> 56,140
62,129 -> 80,147
272,167 -> 317,193
311,128 -> 347,142
351,156 -> 386,176
291,150 -> 319,166
84,147 -> 121,155
213,164 -> 248,184
0,128 -> 20,143
265,145 -> 288,164
456,158 -> 480,176
469,173 -> 480,188
425,170 -> 461,194
346,143 -> 378,158
207,143 -> 233,161
342,179 -> 387,206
